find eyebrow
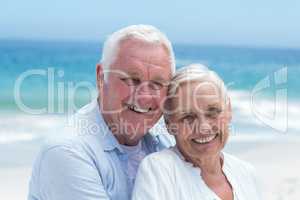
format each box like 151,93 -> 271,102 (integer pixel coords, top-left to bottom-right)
151,76 -> 169,84
122,70 -> 169,83
207,102 -> 222,107
206,105 -> 223,113
175,110 -> 196,116
121,70 -> 142,78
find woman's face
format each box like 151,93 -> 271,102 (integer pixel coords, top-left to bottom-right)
166,80 -> 232,160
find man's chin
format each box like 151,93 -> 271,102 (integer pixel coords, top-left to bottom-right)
123,111 -> 159,124
123,124 -> 152,136
117,128 -> 148,144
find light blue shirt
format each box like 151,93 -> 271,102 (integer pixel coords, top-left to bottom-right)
28,99 -> 175,200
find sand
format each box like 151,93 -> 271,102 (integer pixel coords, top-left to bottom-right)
0,167 -> 31,200
236,137 -> 300,200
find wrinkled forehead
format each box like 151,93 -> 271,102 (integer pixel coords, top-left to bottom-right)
118,38 -> 170,62
182,80 -> 221,94
166,80 -> 227,112
175,79 -> 225,99
110,38 -> 172,76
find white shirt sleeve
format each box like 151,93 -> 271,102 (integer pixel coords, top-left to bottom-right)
132,154 -> 175,200
246,163 -> 263,200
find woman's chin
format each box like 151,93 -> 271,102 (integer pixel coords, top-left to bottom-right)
188,134 -> 222,157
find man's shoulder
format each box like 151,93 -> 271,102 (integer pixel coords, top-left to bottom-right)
223,152 -> 253,166
39,126 -> 109,164
41,99 -> 109,154
40,133 -> 88,155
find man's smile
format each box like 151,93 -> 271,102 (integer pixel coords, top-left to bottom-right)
126,103 -> 152,114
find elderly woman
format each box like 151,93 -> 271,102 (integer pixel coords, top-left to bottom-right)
132,64 -> 261,200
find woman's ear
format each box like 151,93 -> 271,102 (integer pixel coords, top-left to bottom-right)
226,97 -> 232,122
96,63 -> 104,91
165,117 -> 177,136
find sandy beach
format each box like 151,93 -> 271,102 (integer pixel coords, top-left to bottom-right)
0,167 -> 31,200
1,135 -> 299,200
235,136 -> 300,200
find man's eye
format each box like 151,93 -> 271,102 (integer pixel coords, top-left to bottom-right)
121,78 -> 140,86
148,81 -> 164,90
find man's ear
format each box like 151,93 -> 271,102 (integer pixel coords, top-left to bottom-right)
96,63 -> 104,91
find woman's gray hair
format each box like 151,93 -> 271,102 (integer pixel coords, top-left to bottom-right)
165,64 -> 229,115
100,24 -> 176,81
168,64 -> 228,96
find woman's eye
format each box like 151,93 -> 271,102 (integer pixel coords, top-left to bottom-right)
206,108 -> 222,118
182,115 -> 195,123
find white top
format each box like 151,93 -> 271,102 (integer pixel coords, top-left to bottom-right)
120,141 -> 147,196
132,147 -> 261,200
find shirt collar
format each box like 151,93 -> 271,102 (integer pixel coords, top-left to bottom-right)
172,146 -> 225,171
85,99 -> 124,153
90,99 -> 161,154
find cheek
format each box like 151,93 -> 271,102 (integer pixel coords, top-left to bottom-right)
216,117 -> 230,145
108,82 -> 132,102
177,124 -> 194,141
220,128 -> 230,148
108,76 -> 130,92
151,89 -> 167,108
209,115 -> 228,130
176,134 -> 189,149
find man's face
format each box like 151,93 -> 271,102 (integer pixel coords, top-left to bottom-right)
99,38 -> 172,143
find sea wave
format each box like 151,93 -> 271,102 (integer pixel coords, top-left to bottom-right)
0,89 -> 299,145
0,113 -> 65,144
230,90 -> 300,133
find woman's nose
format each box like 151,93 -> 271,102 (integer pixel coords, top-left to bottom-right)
196,117 -> 212,134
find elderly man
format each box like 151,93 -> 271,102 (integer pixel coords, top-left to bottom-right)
28,25 -> 176,200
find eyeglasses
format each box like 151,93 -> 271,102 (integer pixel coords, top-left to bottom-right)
120,77 -> 169,91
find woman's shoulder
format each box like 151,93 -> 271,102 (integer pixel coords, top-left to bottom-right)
133,148 -> 180,199
136,147 -> 181,187
223,153 -> 262,199
142,147 -> 181,166
223,152 -> 255,170
223,152 -> 257,181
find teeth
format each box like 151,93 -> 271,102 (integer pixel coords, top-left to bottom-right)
193,135 -> 217,144
133,107 -> 149,113
128,104 -> 149,113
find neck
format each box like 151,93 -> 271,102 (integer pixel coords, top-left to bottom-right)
197,155 -> 223,175
114,134 -> 141,146
181,149 -> 223,175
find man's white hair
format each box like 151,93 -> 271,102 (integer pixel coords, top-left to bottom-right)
100,25 -> 176,81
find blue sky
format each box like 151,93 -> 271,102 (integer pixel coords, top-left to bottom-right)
1,0 -> 299,48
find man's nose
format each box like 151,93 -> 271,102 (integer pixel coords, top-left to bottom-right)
135,82 -> 157,95
133,82 -> 159,107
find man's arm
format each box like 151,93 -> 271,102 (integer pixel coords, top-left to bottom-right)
37,145 -> 110,200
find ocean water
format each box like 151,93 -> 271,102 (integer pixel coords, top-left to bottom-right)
1,39 -> 299,166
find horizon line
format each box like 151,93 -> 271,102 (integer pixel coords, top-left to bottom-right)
0,37 -> 300,51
